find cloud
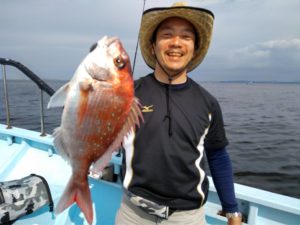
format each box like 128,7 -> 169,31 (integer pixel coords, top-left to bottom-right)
1,0 -> 300,81
229,38 -> 300,68
1,32 -> 93,48
262,39 -> 300,49
195,37 -> 300,81
0,0 -> 144,80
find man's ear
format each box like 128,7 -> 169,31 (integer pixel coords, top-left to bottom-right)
151,43 -> 155,55
192,48 -> 197,59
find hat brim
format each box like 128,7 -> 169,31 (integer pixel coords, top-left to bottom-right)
139,6 -> 214,72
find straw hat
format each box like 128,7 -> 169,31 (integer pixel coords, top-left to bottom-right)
139,2 -> 214,72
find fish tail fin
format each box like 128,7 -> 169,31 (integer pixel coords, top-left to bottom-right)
55,177 -> 93,224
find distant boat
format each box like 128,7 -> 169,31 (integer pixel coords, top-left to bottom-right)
1,58 -> 300,224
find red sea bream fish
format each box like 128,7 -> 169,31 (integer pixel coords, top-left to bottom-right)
47,36 -> 142,224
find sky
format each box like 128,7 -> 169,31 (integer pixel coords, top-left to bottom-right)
1,0 -> 300,82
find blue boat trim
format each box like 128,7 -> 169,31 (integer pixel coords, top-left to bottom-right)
1,124 -> 299,225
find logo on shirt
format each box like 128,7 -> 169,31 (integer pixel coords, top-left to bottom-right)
142,105 -> 154,113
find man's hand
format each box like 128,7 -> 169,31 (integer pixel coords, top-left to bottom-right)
228,216 -> 242,225
218,211 -> 243,225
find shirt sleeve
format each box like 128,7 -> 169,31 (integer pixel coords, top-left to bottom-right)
206,147 -> 239,212
204,99 -> 228,150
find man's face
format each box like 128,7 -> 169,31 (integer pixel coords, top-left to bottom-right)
153,17 -> 196,75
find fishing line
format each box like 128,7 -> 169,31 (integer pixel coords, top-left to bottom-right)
132,0 -> 147,76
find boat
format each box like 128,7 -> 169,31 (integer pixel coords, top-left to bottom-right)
1,58 -> 300,225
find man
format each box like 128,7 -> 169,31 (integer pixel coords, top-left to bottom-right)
115,2 -> 242,225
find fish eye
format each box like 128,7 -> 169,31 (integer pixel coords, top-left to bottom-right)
114,56 -> 125,69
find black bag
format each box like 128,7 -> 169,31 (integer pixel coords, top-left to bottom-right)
0,174 -> 53,224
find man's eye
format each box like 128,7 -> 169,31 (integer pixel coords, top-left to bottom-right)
162,33 -> 172,38
182,35 -> 192,40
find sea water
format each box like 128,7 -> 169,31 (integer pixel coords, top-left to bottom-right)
1,80 -> 299,198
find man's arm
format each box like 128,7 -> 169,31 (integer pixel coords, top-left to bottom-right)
206,147 -> 242,225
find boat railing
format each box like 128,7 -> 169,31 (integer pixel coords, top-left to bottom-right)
0,57 -> 55,136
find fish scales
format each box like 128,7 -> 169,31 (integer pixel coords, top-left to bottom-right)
76,89 -> 128,150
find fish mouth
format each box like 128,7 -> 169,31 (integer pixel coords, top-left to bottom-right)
89,36 -> 120,53
104,36 -> 124,56
85,36 -> 128,83
106,36 -> 120,47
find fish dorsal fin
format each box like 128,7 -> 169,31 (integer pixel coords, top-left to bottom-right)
47,82 -> 70,109
90,97 -> 143,174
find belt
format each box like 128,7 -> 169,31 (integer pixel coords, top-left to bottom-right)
124,189 -> 176,219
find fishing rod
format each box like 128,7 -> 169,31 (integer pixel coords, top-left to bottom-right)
132,0 -> 146,76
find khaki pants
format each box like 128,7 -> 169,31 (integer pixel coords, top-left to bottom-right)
115,196 -> 207,225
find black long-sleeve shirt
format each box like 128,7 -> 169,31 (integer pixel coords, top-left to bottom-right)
121,73 -> 238,211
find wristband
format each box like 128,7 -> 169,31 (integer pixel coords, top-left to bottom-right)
226,212 -> 242,219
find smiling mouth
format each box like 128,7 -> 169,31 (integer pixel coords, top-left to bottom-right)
166,51 -> 183,57
168,53 -> 182,57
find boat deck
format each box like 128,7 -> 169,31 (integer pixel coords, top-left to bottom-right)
0,125 -> 122,225
1,124 -> 300,225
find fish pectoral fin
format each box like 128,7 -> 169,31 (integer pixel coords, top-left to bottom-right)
91,98 -> 143,173
112,97 -> 143,147
55,177 -> 93,225
123,97 -> 144,130
47,82 -> 70,108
